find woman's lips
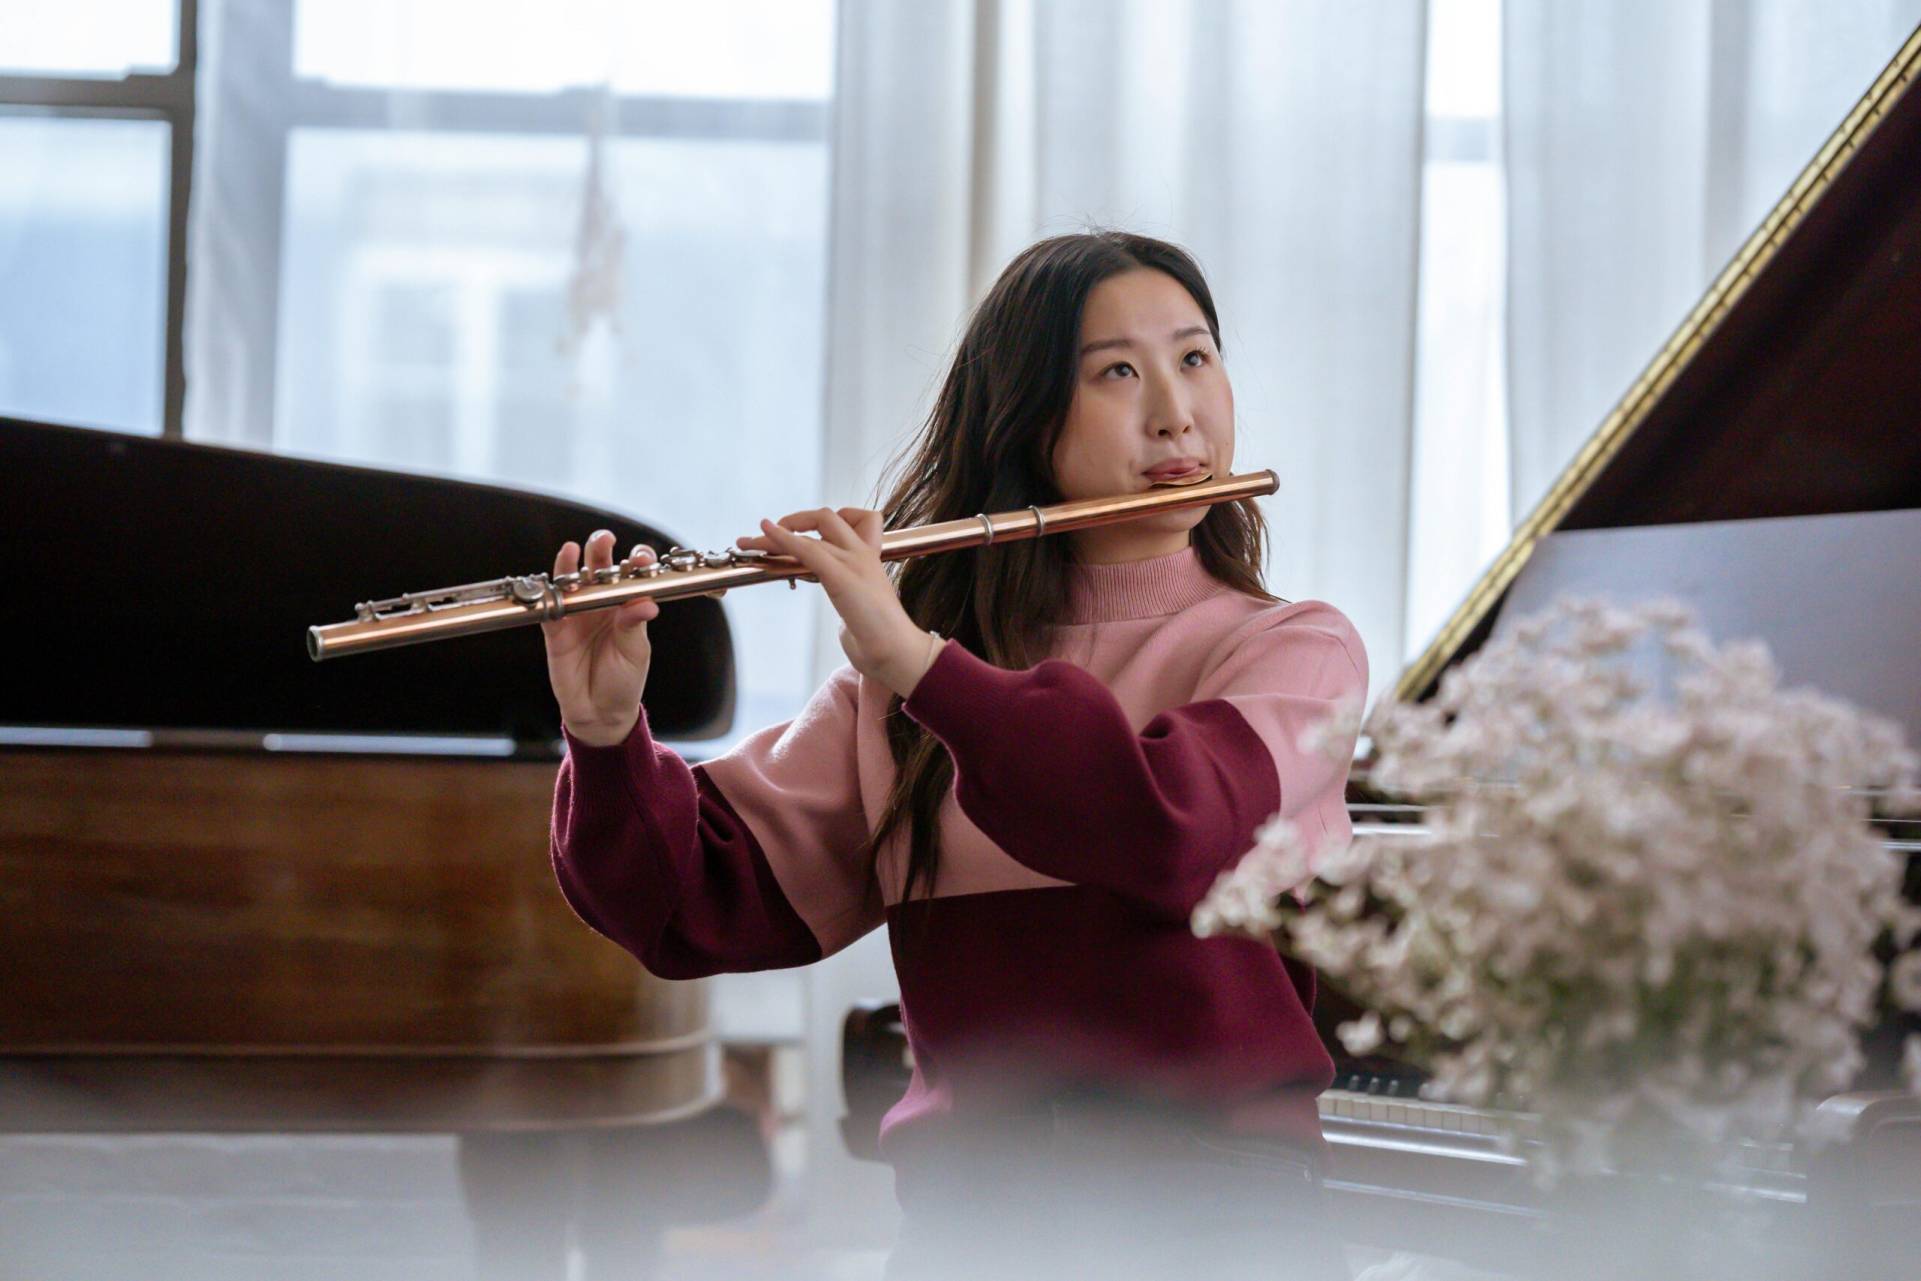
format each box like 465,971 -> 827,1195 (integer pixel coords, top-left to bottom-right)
1146,464 -> 1211,487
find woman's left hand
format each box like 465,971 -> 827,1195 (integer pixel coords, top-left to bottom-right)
737,507 -> 940,699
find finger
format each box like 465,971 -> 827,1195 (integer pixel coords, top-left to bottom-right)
614,597 -> 659,629
585,529 -> 616,571
618,545 -> 659,625
811,507 -> 867,553
772,509 -> 871,559
836,507 -> 885,549
759,520 -> 829,586
759,518 -> 827,567
543,542 -> 584,639
774,509 -> 843,535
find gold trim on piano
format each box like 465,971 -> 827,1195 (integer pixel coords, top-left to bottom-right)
1397,24 -> 1921,705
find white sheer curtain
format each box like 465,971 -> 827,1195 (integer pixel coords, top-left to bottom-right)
185,0 -> 839,744
806,0 -> 1429,1237
1503,0 -> 1921,527
819,0 -> 1430,703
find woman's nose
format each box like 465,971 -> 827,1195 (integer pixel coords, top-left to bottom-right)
1145,378 -> 1194,437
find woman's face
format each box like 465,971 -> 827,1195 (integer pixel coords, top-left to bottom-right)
1050,268 -> 1235,563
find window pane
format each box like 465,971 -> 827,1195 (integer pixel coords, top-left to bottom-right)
0,115 -> 169,434
275,127 -> 830,723
295,0 -> 834,99
0,1 -> 178,77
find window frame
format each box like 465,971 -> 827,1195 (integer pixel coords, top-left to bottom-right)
0,0 -> 200,438
0,0 -> 829,442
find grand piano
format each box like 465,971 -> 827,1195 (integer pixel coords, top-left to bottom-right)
843,22 -> 1921,1279
1318,21 -> 1921,1276
0,421 -> 764,1275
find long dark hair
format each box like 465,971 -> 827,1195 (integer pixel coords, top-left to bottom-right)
867,230 -> 1277,902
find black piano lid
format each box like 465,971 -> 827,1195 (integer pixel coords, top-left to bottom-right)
0,416 -> 735,748
1400,26 -> 1921,705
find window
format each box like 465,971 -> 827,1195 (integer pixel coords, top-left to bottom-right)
293,0 -> 831,99
0,0 -> 187,434
1405,0 -> 1511,661
218,0 -> 838,735
3,0 -> 837,737
1,0 -> 178,78
0,116 -> 171,433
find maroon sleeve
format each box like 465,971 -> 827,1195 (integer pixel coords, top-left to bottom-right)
900,613 -> 1365,921
551,709 -> 822,979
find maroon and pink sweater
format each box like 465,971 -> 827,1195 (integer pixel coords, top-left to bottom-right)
551,544 -> 1367,1175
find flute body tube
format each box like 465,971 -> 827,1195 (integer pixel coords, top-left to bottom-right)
306,470 -> 1277,661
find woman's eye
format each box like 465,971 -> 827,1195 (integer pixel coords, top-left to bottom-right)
1104,362 -> 1136,379
1183,349 -> 1209,367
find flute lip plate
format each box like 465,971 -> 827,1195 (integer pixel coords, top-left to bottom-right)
1146,471 -> 1215,488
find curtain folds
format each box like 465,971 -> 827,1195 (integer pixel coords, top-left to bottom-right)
819,0 -> 1429,699
1502,0 -> 1921,527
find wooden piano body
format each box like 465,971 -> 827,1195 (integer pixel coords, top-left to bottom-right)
842,23 -> 1921,1276
0,418 -> 733,1130
0,420 -> 774,1273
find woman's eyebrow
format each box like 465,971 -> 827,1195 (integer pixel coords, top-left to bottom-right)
1078,325 -> 1213,357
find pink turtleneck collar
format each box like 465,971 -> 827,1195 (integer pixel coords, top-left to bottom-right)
1063,544 -> 1230,624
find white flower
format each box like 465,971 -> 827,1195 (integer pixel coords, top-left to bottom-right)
1889,951 -> 1921,1009
1195,595 -> 1921,1177
1191,818 -> 1314,939
1338,1011 -> 1384,1056
1298,694 -> 1365,762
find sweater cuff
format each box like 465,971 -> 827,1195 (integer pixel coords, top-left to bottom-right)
560,706 -> 658,774
901,640 -> 1003,739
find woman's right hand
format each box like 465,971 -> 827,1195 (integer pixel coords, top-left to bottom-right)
542,530 -> 661,747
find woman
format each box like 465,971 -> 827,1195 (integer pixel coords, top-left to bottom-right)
544,231 -> 1365,1280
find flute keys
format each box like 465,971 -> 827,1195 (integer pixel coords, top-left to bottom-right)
620,556 -> 664,578
311,471 -> 1274,661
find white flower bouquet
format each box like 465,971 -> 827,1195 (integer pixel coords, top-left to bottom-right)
1196,596 -> 1921,1175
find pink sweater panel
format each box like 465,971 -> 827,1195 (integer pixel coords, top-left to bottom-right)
550,544 -> 1367,1160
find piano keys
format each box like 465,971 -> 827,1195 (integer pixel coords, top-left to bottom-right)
1318,811 -> 1921,1276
